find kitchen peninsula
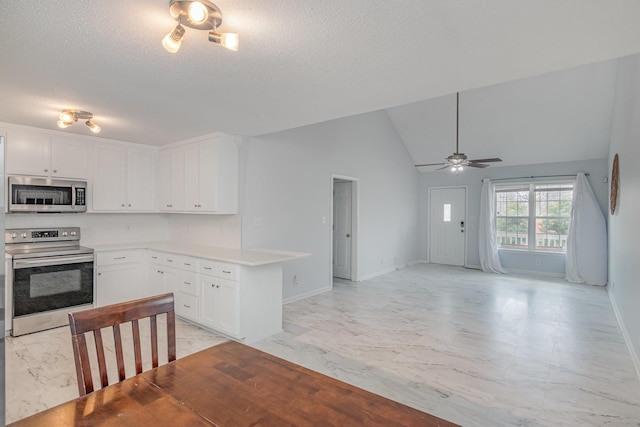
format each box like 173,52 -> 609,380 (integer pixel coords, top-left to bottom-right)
93,242 -> 309,343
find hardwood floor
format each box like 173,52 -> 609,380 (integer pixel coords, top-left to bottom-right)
6,264 -> 640,425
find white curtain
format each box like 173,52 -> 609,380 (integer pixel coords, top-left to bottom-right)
479,179 -> 506,273
565,173 -> 607,285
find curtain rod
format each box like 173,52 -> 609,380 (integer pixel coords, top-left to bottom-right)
488,173 -> 589,182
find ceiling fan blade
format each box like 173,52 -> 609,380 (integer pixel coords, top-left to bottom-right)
415,162 -> 447,167
469,158 -> 502,163
466,163 -> 489,168
436,164 -> 451,170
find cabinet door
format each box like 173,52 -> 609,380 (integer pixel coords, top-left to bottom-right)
127,149 -> 156,211
183,144 -> 200,211
51,137 -> 89,179
97,263 -> 145,306
92,145 -> 125,211
147,265 -> 165,297
200,274 -> 219,328
217,278 -> 239,335
6,130 -> 50,176
162,267 -> 179,294
197,140 -> 218,211
158,148 -> 184,211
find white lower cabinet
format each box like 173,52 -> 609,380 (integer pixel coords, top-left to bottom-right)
96,250 -> 146,306
200,273 -> 239,337
145,249 -> 284,342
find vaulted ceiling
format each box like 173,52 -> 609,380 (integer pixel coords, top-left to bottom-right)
1,1 -> 639,166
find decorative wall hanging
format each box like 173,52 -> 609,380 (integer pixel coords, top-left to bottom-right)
610,153 -> 619,214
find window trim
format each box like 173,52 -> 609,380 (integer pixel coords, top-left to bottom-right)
494,179 -> 574,253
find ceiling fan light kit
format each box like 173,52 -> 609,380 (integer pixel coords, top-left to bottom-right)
163,0 -> 239,53
415,92 -> 502,172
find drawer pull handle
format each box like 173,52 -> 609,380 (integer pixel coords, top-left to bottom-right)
184,282 -> 191,285
113,257 -> 126,260
183,304 -> 191,308
184,263 -> 191,266
204,267 -> 212,270
167,260 -> 173,263
222,270 -> 231,274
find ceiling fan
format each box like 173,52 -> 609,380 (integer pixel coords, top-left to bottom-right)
415,92 -> 502,171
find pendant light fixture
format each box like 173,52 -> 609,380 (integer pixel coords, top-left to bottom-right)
163,0 -> 239,53
56,110 -> 101,134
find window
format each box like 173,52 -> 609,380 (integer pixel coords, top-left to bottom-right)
495,182 -> 573,252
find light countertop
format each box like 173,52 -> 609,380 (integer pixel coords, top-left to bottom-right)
90,241 -> 310,266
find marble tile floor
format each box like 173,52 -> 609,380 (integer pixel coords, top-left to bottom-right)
6,263 -> 640,426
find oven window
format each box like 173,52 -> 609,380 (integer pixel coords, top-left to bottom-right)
13,261 -> 93,317
30,270 -> 81,298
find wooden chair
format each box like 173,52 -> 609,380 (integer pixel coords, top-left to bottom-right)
68,293 -> 177,397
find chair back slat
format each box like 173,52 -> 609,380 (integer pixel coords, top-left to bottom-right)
113,324 -> 126,381
132,319 -> 143,375
93,329 -> 109,389
150,315 -> 159,368
68,293 -> 176,397
167,310 -> 177,363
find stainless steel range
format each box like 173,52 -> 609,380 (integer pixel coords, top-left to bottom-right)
5,227 -> 94,336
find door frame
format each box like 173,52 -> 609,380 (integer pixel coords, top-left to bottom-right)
331,174 -> 359,283
427,185 -> 468,267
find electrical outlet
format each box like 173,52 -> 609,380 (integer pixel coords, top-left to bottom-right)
293,274 -> 299,287
535,259 -> 541,266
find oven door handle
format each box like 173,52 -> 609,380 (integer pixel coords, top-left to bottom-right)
13,254 -> 94,269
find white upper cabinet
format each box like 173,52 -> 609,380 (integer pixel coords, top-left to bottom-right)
159,134 -> 238,214
6,130 -> 89,179
158,148 -> 185,211
92,144 -> 156,212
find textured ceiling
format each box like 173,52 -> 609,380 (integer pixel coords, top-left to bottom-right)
1,1 -> 640,146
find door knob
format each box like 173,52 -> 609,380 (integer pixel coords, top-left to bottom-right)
346,233 -> 351,238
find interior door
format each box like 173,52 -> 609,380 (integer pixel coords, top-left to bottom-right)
429,187 -> 466,266
333,181 -> 352,279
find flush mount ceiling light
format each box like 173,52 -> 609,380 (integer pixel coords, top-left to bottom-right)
57,110 -> 101,134
163,0 -> 239,53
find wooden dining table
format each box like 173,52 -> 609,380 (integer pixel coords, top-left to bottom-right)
8,340 -> 460,426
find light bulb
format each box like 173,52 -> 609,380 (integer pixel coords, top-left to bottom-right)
451,166 -> 456,172
57,120 -> 70,129
86,120 -> 101,134
188,1 -> 208,25
59,111 -> 75,124
220,32 -> 239,51
458,166 -> 464,171
209,31 -> 240,51
162,24 -> 185,53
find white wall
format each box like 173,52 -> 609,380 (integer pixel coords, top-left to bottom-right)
418,158 -> 609,275
167,214 -> 241,249
607,53 -> 640,372
241,110 -> 419,300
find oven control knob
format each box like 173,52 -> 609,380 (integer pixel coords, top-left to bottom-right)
70,231 -> 77,236
10,233 -> 17,239
20,233 -> 27,238
62,231 -> 69,237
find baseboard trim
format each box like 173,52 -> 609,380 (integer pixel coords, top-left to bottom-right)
358,260 -> 422,281
283,286 -> 332,305
607,285 -> 640,381
504,268 -> 564,278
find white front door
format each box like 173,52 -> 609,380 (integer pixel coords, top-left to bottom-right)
429,187 -> 466,266
333,181 -> 352,279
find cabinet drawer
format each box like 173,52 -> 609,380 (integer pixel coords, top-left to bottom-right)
178,271 -> 199,296
199,260 -> 218,276
176,292 -> 198,320
97,250 -> 142,266
148,252 -> 162,264
217,263 -> 238,280
163,254 -> 197,271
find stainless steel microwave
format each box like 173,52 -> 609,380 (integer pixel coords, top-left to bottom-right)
8,176 -> 87,213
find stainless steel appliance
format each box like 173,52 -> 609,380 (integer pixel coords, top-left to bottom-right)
8,176 -> 87,213
6,227 -> 94,336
